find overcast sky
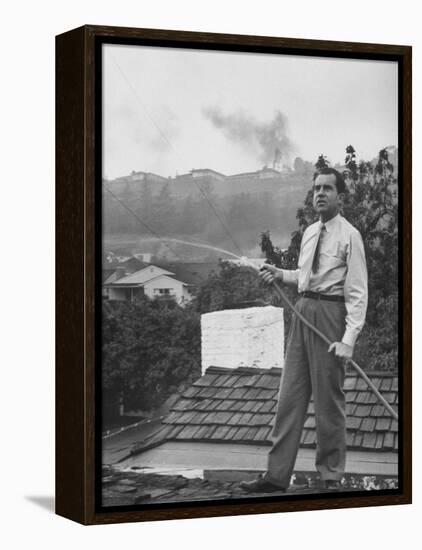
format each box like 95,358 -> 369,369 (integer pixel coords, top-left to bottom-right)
103,44 -> 398,180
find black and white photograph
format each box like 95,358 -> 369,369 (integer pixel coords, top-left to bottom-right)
100,41 -> 401,509
3,0 -> 420,543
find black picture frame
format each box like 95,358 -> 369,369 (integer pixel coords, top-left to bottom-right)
56,24 -> 412,525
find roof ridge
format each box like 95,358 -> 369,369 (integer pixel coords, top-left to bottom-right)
205,365 -> 397,379
205,365 -> 281,375
345,370 -> 398,378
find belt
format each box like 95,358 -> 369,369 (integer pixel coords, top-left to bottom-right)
300,290 -> 345,303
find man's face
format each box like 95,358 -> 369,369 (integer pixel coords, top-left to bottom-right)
313,174 -> 341,220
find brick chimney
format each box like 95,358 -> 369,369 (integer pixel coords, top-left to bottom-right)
201,306 -> 284,374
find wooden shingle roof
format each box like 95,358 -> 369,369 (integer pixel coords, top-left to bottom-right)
137,366 -> 399,454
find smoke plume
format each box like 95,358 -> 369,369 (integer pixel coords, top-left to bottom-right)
202,107 -> 294,167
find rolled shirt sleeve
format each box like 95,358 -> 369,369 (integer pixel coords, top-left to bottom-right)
280,229 -> 307,285
280,268 -> 300,285
341,230 -> 368,348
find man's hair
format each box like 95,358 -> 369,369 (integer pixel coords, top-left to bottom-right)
313,167 -> 346,195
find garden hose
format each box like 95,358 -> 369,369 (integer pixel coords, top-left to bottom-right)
242,259 -> 398,421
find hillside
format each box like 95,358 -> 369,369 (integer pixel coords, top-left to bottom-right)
103,148 -> 398,261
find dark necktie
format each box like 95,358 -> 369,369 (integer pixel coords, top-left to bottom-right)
311,224 -> 326,274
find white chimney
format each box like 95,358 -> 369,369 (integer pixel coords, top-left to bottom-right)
201,306 -> 284,374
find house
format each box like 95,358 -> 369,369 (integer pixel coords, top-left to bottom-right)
119,306 -> 399,478
102,257 -> 149,298
112,170 -> 168,185
102,267 -> 129,298
103,265 -> 194,305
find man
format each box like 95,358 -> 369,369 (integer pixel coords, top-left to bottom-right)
240,167 -> 368,493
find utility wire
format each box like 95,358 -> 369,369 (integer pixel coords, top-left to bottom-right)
188,179 -> 245,257
111,56 -> 175,154
104,184 -> 207,283
109,54 -> 245,258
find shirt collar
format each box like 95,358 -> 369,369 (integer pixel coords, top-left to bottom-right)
320,213 -> 341,233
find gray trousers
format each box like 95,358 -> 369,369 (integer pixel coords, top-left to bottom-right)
265,296 -> 347,488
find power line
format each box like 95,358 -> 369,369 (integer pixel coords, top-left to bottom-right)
109,55 -> 245,257
103,184 -> 207,283
110,55 -> 176,155
189,179 -> 245,256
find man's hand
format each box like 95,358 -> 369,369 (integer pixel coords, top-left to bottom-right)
259,263 -> 282,285
328,342 -> 353,362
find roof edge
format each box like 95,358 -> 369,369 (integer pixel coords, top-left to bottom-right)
204,365 -> 398,378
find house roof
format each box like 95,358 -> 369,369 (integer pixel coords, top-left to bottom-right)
228,167 -> 281,179
102,268 -> 118,283
106,266 -> 175,286
102,257 -> 150,284
191,168 -> 226,178
119,257 -> 150,273
154,262 -> 219,285
136,366 -> 398,455
142,274 -> 188,288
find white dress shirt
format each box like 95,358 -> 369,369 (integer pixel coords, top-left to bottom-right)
281,214 -> 368,348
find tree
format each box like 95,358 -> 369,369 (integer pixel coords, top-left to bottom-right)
137,181 -> 154,231
177,194 -> 202,234
226,193 -> 257,232
315,153 -> 329,171
293,156 -> 305,173
153,184 -> 176,234
102,298 -> 201,414
293,156 -> 314,176
193,261 -> 269,313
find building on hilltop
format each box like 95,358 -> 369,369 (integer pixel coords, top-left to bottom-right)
191,168 -> 226,181
105,171 -> 168,196
113,170 -> 168,184
228,167 -> 282,181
